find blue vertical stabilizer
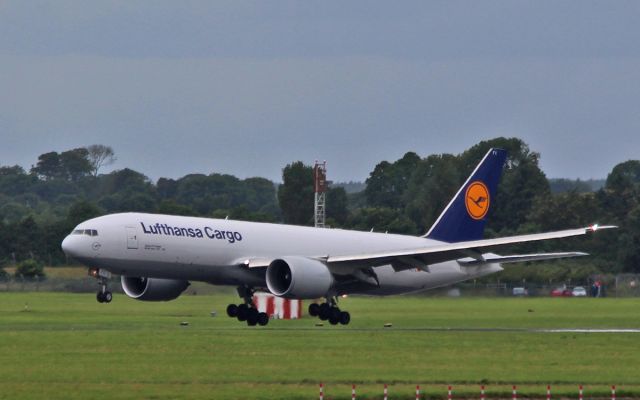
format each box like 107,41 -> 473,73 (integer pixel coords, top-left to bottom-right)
424,148 -> 507,243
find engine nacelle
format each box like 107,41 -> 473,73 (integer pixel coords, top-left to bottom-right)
121,276 -> 190,301
266,256 -> 334,299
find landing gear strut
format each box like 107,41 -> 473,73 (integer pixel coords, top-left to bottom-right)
89,268 -> 112,303
226,286 -> 269,326
308,297 -> 350,325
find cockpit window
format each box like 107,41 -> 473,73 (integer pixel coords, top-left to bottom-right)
71,229 -> 98,236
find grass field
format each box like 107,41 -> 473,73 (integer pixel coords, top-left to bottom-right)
0,292 -> 639,399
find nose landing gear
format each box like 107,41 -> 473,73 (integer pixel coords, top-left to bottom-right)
89,268 -> 113,303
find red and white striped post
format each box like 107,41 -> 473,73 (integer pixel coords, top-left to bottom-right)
319,383 -> 324,400
480,385 -> 486,400
512,385 -> 517,400
352,384 -> 356,400
547,385 -> 551,400
383,384 -> 388,400
448,385 -> 452,400
416,384 -> 421,400
612,385 -> 616,400
579,385 -> 584,400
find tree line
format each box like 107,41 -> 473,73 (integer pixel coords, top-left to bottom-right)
1,138 -> 639,283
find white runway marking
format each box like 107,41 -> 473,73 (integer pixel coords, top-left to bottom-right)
540,328 -> 640,333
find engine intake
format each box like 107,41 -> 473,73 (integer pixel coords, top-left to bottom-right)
121,276 -> 189,301
266,256 -> 334,299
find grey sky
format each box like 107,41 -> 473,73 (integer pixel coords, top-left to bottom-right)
1,1 -> 639,183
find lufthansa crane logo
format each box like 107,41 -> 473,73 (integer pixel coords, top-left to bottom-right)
465,181 -> 490,220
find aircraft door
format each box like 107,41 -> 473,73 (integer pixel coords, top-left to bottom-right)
126,227 -> 138,249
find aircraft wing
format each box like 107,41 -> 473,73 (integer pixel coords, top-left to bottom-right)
326,225 -> 616,269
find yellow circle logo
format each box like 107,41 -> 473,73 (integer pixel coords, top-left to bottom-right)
465,181 -> 490,220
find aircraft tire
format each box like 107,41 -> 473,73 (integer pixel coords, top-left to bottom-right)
237,304 -> 249,321
257,312 -> 269,326
96,292 -> 104,303
329,315 -> 340,325
226,304 -> 238,318
308,303 -> 320,317
104,291 -> 113,303
329,307 -> 341,321
318,303 -> 331,320
246,308 -> 259,326
339,311 -> 350,325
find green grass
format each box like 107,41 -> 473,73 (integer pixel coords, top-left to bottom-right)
1,293 -> 639,399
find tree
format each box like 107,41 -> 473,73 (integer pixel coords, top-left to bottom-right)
66,201 -> 103,228
59,148 -> 92,181
403,153 -> 460,233
87,144 -> 116,176
278,162 -> 314,225
31,152 -> 62,180
616,204 -> 640,273
365,152 -> 421,209
326,186 -> 349,225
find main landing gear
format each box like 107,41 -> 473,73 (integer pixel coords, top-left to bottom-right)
226,286 -> 269,326
308,298 -> 350,325
89,268 -> 113,303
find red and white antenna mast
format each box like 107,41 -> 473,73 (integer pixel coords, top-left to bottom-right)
314,161 -> 327,228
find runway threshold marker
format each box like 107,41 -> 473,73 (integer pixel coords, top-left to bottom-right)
480,385 -> 486,400
612,385 -> 616,400
512,385 -> 517,400
383,384 -> 388,400
579,385 -> 583,400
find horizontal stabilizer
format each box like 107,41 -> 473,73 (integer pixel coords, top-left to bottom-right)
457,252 -> 589,266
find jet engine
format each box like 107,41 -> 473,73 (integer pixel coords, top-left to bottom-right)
121,276 -> 190,301
266,256 -> 334,299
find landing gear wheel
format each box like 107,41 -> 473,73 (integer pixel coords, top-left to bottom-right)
257,312 -> 269,326
246,308 -> 259,326
329,307 -> 341,321
237,304 -> 249,321
308,303 -> 320,317
226,304 -> 238,318
96,292 -> 104,303
319,303 -> 331,321
103,291 -> 113,303
329,314 -> 340,325
339,311 -> 350,325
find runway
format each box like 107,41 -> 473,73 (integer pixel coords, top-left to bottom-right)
205,326 -> 640,333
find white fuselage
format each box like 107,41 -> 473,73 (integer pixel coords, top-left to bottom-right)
62,213 -> 503,295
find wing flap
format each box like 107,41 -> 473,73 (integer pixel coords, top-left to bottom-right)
457,252 -> 589,266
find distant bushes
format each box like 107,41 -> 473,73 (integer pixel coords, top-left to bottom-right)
15,259 -> 46,279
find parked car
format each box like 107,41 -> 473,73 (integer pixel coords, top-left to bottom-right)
572,286 -> 587,297
512,287 -> 528,296
550,287 -> 572,297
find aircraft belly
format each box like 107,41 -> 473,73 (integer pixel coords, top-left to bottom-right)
88,257 -> 265,287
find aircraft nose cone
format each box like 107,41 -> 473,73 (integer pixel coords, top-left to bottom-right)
61,235 -> 78,258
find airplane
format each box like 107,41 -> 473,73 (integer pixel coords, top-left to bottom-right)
61,148 -> 615,326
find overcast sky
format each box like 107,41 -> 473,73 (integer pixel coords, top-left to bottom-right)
1,1 -> 639,183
